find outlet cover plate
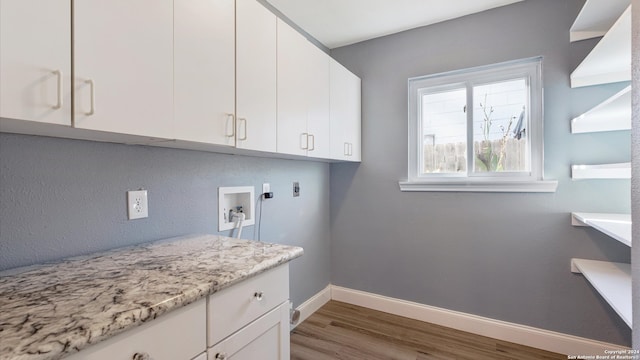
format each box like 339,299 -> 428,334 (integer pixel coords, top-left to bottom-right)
127,190 -> 148,220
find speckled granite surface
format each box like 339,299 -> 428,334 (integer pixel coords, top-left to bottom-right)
0,234 -> 303,360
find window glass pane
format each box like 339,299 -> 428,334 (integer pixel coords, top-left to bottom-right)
421,88 -> 466,174
472,79 -> 528,173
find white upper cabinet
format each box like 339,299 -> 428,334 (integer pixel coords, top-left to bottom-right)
305,45 -> 331,159
0,0 -> 71,126
330,59 -> 361,162
236,0 -> 277,152
174,0 -> 235,146
0,0 -> 362,163
277,19 -> 330,158
73,0 -> 174,139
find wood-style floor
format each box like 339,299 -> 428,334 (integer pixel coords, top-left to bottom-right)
290,301 -> 567,360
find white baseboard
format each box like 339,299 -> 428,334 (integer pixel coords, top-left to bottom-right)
330,285 -> 628,356
291,284 -> 332,330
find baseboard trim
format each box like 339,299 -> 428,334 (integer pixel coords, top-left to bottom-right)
330,285 -> 627,356
291,285 -> 332,330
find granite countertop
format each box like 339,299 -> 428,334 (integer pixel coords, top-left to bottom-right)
0,234 -> 303,360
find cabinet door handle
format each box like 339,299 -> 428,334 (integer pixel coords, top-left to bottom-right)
52,70 -> 63,110
215,353 -> 227,360
132,353 -> 150,360
238,118 -> 247,140
344,142 -> 349,156
254,291 -> 264,301
300,133 -> 308,150
349,143 -> 353,156
225,113 -> 235,137
308,134 -> 315,151
85,79 -> 95,116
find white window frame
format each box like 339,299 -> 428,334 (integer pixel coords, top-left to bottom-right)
400,57 -> 557,193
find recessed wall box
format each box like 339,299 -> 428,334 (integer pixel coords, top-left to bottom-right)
218,186 -> 255,231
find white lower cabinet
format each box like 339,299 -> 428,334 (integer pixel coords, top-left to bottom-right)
193,353 -> 208,360
65,299 -> 207,360
65,265 -> 291,360
207,265 -> 291,360
207,302 -> 290,360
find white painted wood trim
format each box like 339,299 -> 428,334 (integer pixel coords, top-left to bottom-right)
290,285 -> 331,330
570,259 -> 632,327
570,6 -> 632,88
571,162 -> 631,180
398,180 -> 558,193
569,0 -> 631,42
330,285 -> 628,356
571,85 -> 631,134
571,212 -> 632,247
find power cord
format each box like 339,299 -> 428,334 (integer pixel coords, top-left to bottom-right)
253,191 -> 273,241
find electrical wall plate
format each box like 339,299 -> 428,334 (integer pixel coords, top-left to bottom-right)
127,190 -> 148,220
293,182 -> 300,197
218,186 -> 255,231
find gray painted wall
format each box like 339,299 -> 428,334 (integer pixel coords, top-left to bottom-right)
631,0 -> 639,349
0,133 -> 331,308
330,0 -> 631,345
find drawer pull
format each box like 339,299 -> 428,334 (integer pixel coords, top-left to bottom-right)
132,353 -> 150,360
215,352 -> 227,360
254,291 -> 264,301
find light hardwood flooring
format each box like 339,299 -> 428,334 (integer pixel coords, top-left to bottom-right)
290,301 -> 568,360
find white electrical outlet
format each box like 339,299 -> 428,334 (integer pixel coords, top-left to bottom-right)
127,190 -> 148,220
263,183 -> 270,194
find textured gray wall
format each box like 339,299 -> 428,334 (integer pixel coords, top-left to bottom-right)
0,133 -> 331,308
632,0 -> 640,350
330,0 -> 631,345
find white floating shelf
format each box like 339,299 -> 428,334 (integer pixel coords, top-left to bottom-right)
570,0 -> 630,42
571,212 -> 631,247
571,258 -> 631,327
570,6 -> 631,88
571,86 -> 631,133
571,162 -> 631,180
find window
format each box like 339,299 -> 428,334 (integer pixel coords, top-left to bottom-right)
400,57 -> 557,192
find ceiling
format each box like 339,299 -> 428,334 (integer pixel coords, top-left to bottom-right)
265,0 -> 524,49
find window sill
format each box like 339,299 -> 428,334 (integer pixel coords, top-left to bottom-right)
398,179 -> 558,193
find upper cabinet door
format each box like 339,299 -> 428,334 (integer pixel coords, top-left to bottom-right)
330,59 -> 361,162
236,0 -> 277,152
304,42 -> 331,159
277,19 -> 310,157
277,19 -> 330,158
73,0 -> 174,139
0,0 -> 71,125
174,0 -> 235,146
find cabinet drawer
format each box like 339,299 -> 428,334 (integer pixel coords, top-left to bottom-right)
207,302 -> 290,360
207,265 -> 289,346
65,299 -> 206,360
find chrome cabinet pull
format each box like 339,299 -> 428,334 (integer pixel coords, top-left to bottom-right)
238,118 -> 247,140
225,113 -> 235,137
132,353 -> 150,360
254,291 -> 264,301
52,70 -> 62,109
344,142 -> 349,156
308,134 -> 315,151
300,133 -> 308,150
85,79 -> 95,116
215,353 -> 227,360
